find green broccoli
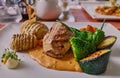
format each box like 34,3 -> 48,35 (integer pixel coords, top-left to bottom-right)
70,37 -> 96,61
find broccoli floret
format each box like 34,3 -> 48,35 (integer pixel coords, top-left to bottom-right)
70,37 -> 96,61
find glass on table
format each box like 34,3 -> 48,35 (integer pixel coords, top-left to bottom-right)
59,0 -> 80,11
59,0 -> 70,12
0,0 -> 22,23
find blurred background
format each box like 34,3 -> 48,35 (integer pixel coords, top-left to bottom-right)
17,0 -> 110,21
0,0 -> 119,22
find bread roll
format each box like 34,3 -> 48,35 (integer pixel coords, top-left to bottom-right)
21,21 -> 49,39
10,34 -> 37,52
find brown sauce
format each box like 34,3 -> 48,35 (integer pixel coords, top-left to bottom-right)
28,46 -> 82,72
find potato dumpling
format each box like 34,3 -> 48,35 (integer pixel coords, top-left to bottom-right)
21,20 -> 49,39
10,34 -> 37,52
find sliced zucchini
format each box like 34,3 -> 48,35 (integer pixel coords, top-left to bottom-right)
79,49 -> 111,75
97,36 -> 117,50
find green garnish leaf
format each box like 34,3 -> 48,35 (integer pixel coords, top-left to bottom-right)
101,19 -> 106,30
1,48 -> 20,62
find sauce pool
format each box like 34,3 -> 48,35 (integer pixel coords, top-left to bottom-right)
29,46 -> 82,72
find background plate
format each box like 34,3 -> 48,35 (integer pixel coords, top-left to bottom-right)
0,22 -> 120,78
81,2 -> 120,20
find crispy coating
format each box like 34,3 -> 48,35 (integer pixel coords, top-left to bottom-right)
21,20 -> 49,39
10,34 -> 37,52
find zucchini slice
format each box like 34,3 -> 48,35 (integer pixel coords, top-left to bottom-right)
97,36 -> 117,50
79,49 -> 111,75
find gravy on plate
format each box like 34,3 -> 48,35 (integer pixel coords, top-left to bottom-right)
29,46 -> 82,72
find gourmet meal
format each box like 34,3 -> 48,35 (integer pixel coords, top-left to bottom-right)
95,0 -> 120,16
1,20 -> 117,75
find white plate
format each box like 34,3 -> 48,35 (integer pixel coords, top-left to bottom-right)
0,22 -> 120,78
81,2 -> 120,20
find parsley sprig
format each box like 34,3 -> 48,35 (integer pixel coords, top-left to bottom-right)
1,48 -> 20,63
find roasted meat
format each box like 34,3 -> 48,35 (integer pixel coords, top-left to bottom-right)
43,22 -> 74,58
10,34 -> 37,52
21,20 -> 49,39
